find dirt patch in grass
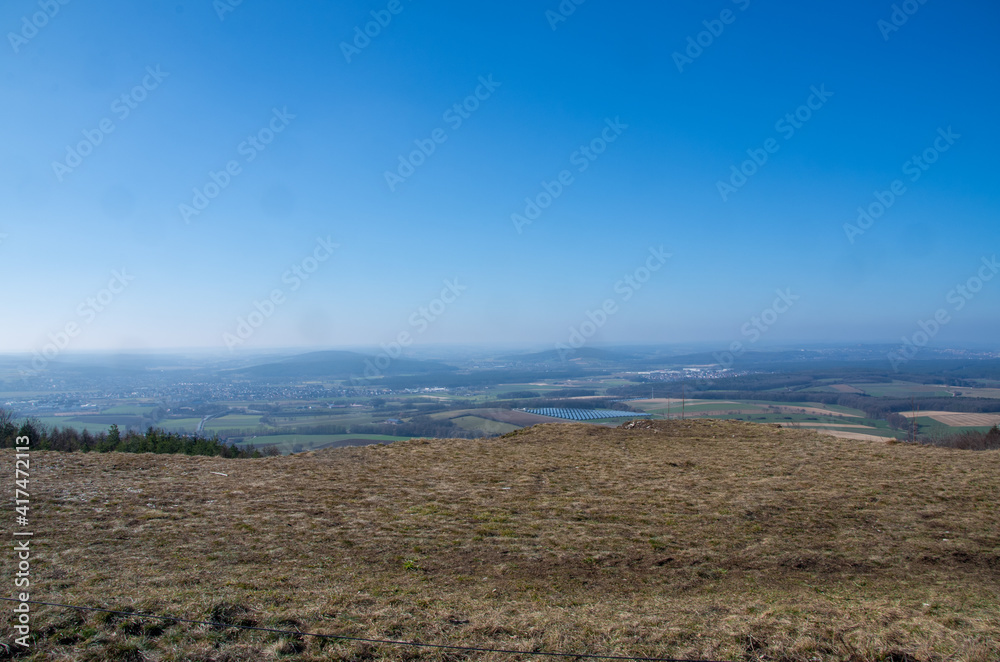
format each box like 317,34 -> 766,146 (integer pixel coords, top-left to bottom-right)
2,419 -> 998,661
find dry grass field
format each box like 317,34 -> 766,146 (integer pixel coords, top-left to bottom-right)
2,419 -> 999,661
810,430 -> 897,442
898,412 -> 1000,427
430,408 -> 555,427
766,406 -> 861,418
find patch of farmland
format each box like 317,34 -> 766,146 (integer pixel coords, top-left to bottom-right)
767,405 -> 861,418
853,382 -> 954,397
899,411 -> 1000,427
678,407 -> 770,417
103,404 -> 159,415
450,416 -> 519,435
631,398 -> 737,408
950,387 -> 1000,398
37,414 -> 146,431
432,408 -> 556,426
202,414 -> 263,431
634,401 -> 765,416
815,429 -> 899,442
156,417 -> 204,433
235,433 -> 411,453
31,416 -> 104,431
830,384 -> 864,393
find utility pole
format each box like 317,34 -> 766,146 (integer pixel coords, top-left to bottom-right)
682,383 -> 686,420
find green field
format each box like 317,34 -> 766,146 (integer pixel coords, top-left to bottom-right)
32,415 -> 145,432
31,416 -> 104,431
234,433 -> 412,454
202,413 -> 263,432
634,400 -> 774,416
157,417 -> 206,433
270,413 -> 379,427
849,382 -> 955,398
102,404 -> 158,415
911,416 -> 996,437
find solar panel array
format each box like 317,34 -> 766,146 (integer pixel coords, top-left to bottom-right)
523,408 -> 651,421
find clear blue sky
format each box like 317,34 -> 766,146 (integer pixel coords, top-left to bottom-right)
1,0 -> 998,354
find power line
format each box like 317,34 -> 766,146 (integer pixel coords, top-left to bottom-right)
1,598 -> 728,662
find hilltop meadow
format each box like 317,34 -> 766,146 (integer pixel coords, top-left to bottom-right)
2,419 -> 998,661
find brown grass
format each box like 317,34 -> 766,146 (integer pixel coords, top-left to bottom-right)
898,412 -> 1000,427
2,419 -> 999,661
767,405 -> 861,418
810,430 -> 897,442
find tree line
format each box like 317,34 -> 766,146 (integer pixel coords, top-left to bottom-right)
0,409 -> 266,458
923,425 -> 1000,451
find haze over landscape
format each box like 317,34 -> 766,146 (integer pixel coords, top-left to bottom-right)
3,2 -> 1000,661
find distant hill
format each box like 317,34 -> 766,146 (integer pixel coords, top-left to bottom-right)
228,350 -> 457,380
13,419 -> 999,661
503,346 -> 639,363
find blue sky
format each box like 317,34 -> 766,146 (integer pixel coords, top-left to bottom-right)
1,0 -> 998,354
